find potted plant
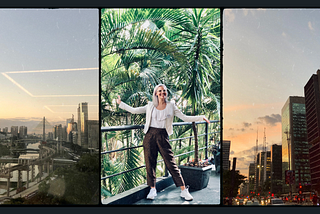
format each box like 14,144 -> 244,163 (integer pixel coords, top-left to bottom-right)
175,8 -> 220,191
179,158 -> 213,191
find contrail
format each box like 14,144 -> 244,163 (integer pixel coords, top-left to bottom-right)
5,67 -> 98,74
1,67 -> 99,97
2,73 -> 34,97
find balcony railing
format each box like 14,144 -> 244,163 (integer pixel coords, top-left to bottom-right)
101,120 -> 220,194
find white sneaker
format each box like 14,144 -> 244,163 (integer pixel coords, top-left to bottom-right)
180,186 -> 193,201
146,188 -> 157,200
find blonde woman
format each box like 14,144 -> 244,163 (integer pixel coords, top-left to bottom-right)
117,84 -> 210,201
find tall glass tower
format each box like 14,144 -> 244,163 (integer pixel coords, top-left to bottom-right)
304,70 -> 320,193
77,102 -> 88,149
281,96 -> 311,193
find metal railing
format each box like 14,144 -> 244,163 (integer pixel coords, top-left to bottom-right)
101,120 -> 219,181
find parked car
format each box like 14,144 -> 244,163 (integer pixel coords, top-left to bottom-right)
270,198 -> 285,205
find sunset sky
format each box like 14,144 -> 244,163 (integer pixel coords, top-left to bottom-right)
0,9 -> 99,133
223,9 -> 320,176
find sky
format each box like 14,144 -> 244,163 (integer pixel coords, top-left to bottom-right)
223,9 -> 320,176
0,9 -> 99,133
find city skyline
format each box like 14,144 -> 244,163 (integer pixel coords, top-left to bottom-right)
223,9 -> 320,176
0,9 -> 99,132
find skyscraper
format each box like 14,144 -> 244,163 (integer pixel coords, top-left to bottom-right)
271,144 -> 282,195
222,140 -> 231,171
304,69 -> 320,193
78,102 -> 88,148
11,126 -> 18,138
19,126 -> 27,139
87,120 -> 99,149
248,163 -> 255,194
67,115 -> 77,143
281,96 -> 311,193
255,151 -> 271,193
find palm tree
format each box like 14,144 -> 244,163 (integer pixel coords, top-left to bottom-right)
101,8 -> 187,196
171,8 -> 220,164
100,8 -> 220,196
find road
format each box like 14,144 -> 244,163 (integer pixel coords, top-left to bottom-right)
0,173 -> 48,203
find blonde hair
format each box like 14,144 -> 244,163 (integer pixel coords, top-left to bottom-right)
152,84 -> 168,107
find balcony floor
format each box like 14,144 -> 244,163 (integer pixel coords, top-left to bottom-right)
134,170 -> 220,205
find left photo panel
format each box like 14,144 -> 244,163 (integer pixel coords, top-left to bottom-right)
0,9 -> 99,204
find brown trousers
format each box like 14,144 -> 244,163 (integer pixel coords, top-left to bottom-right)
143,127 -> 185,187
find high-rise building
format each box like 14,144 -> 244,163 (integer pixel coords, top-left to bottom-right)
271,144 -> 282,195
11,126 -> 18,138
248,163 -> 255,194
66,118 -> 72,128
58,124 -> 63,141
281,96 -> 311,193
19,126 -> 27,139
222,140 -> 231,171
47,132 -> 53,140
254,152 -> 260,191
78,102 -> 88,148
67,115 -> 77,143
3,127 -> 8,134
87,120 -> 99,149
304,69 -> 320,193
256,151 -> 271,192
53,125 -> 58,140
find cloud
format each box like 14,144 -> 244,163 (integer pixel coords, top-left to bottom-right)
308,21 -> 314,31
229,143 -> 273,175
243,122 -> 252,128
257,114 -> 281,126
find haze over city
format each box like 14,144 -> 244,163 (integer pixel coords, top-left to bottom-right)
0,9 -> 99,133
223,9 -> 320,176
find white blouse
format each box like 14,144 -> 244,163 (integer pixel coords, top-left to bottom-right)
150,107 -> 167,128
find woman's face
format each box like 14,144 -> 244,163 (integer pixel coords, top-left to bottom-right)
156,86 -> 167,100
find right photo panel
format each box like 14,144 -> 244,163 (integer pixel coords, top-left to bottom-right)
223,9 -> 320,206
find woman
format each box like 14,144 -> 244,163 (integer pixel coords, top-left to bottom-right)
116,84 -> 210,201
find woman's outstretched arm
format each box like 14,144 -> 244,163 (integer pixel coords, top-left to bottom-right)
174,104 -> 210,123
117,95 -> 147,114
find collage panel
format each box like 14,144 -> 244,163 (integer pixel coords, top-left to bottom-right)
223,8 -> 320,206
0,8 -> 99,205
100,8 -> 221,205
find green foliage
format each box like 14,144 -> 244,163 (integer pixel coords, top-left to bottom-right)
223,170 -> 247,198
101,8 -> 220,197
38,154 -> 99,204
0,144 -> 10,156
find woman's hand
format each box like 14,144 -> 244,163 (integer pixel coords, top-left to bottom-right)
203,116 -> 210,124
116,95 -> 121,105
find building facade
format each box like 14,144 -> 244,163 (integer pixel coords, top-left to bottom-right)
222,140 -> 231,171
87,120 -> 99,149
255,151 -> 271,193
248,163 -> 255,194
11,126 -> 18,139
304,69 -> 320,193
78,102 -> 88,148
281,96 -> 311,193
271,144 -> 282,194
19,126 -> 27,139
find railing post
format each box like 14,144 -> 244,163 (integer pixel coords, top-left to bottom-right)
164,164 -> 169,177
205,122 -> 208,160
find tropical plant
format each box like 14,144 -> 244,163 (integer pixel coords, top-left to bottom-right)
100,8 -> 220,196
170,8 -> 220,164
